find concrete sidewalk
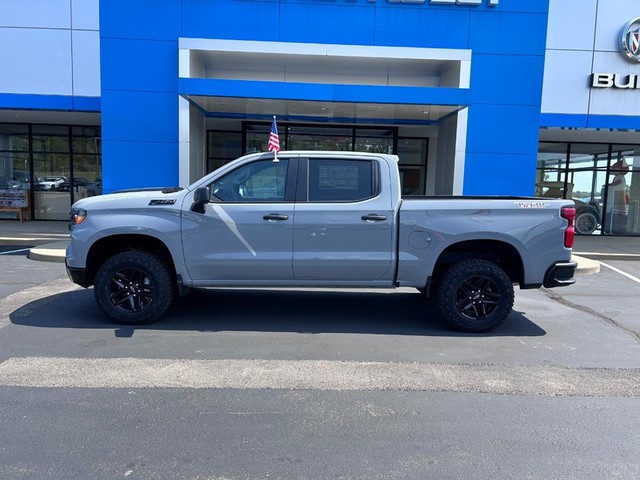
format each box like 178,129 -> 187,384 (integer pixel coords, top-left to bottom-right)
2,219 -> 639,274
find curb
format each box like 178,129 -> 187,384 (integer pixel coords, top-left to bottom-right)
572,254 -> 600,275
0,236 -> 69,247
27,241 -> 68,264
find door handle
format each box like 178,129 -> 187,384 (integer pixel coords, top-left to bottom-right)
263,213 -> 289,221
361,214 -> 387,222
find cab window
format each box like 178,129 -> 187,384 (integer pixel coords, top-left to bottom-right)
210,160 -> 289,202
308,159 -> 376,202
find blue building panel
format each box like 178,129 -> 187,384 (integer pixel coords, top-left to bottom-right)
101,90 -> 178,144
470,54 -> 545,106
100,38 -> 178,93
279,3 -> 375,45
373,8 -> 470,49
100,0 -> 181,41
102,141 -> 179,193
469,11 -> 548,56
463,153 -> 538,196
466,104 -> 541,155
181,0 -> 280,42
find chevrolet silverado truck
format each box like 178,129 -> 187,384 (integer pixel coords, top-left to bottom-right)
66,151 -> 577,332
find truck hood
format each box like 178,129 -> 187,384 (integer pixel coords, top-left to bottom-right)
72,188 -> 187,211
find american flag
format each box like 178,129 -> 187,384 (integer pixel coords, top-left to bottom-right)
267,117 -> 280,153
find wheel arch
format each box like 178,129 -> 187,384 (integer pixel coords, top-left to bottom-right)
427,239 -> 524,296
84,234 -> 177,288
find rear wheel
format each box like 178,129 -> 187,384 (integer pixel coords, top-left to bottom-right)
94,251 -> 174,324
437,259 -> 514,333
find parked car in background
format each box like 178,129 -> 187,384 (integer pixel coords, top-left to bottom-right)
536,181 -> 601,235
58,177 -> 102,196
38,176 -> 66,190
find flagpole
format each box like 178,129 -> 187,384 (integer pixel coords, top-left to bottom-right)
273,115 -> 279,163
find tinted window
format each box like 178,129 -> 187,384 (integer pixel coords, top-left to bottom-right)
308,159 -> 374,202
210,160 -> 288,202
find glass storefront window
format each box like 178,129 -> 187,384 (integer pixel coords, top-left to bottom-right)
355,129 -> 393,154
538,141 -> 640,236
288,126 -> 353,151
72,137 -> 100,155
0,124 -> 28,152
32,152 -> 71,220
208,131 -> 242,173
0,123 -> 101,221
0,152 -> 29,189
397,138 -> 428,195
72,155 -> 102,200
604,146 -> 640,235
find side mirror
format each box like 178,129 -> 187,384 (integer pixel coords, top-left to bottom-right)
191,187 -> 210,214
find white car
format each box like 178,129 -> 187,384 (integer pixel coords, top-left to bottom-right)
38,176 -> 66,190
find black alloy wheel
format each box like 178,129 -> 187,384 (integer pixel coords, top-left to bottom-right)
108,268 -> 155,313
454,274 -> 501,321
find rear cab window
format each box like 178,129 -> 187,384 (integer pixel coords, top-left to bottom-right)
307,159 -> 379,202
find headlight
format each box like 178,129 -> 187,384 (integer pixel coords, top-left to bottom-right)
70,208 -> 87,227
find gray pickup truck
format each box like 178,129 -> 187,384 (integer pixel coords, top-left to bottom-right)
66,151 -> 577,332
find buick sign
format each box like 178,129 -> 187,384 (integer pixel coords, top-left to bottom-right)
621,18 -> 640,63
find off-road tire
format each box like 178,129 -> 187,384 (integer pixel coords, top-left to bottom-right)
437,259 -> 514,333
94,251 -> 175,325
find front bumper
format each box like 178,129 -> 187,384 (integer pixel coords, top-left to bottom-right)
543,260 -> 577,288
65,259 -> 90,288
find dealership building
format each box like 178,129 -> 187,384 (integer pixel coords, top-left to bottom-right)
0,0 -> 639,236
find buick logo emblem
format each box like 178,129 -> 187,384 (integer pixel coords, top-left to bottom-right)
621,18 -> 640,63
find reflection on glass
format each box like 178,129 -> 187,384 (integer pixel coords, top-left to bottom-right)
33,153 -> 71,220
72,155 -> 102,200
398,138 -> 428,195
604,147 -> 640,235
0,152 -> 29,190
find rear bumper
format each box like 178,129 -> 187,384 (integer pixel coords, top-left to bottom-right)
543,260 -> 577,288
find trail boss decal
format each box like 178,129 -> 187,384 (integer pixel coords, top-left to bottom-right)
516,201 -> 548,209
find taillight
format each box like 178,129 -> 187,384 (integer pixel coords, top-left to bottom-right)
561,207 -> 576,248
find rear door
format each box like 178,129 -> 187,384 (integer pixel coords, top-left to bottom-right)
292,156 -> 395,282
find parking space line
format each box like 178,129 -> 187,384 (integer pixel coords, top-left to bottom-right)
600,262 -> 640,285
0,248 -> 31,255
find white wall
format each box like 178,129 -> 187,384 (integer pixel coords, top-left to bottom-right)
542,0 -> 640,117
0,0 -> 100,97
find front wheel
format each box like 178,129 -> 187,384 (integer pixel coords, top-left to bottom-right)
436,259 -> 514,333
94,251 -> 175,325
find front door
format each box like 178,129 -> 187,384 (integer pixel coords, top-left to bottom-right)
182,158 -> 296,283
